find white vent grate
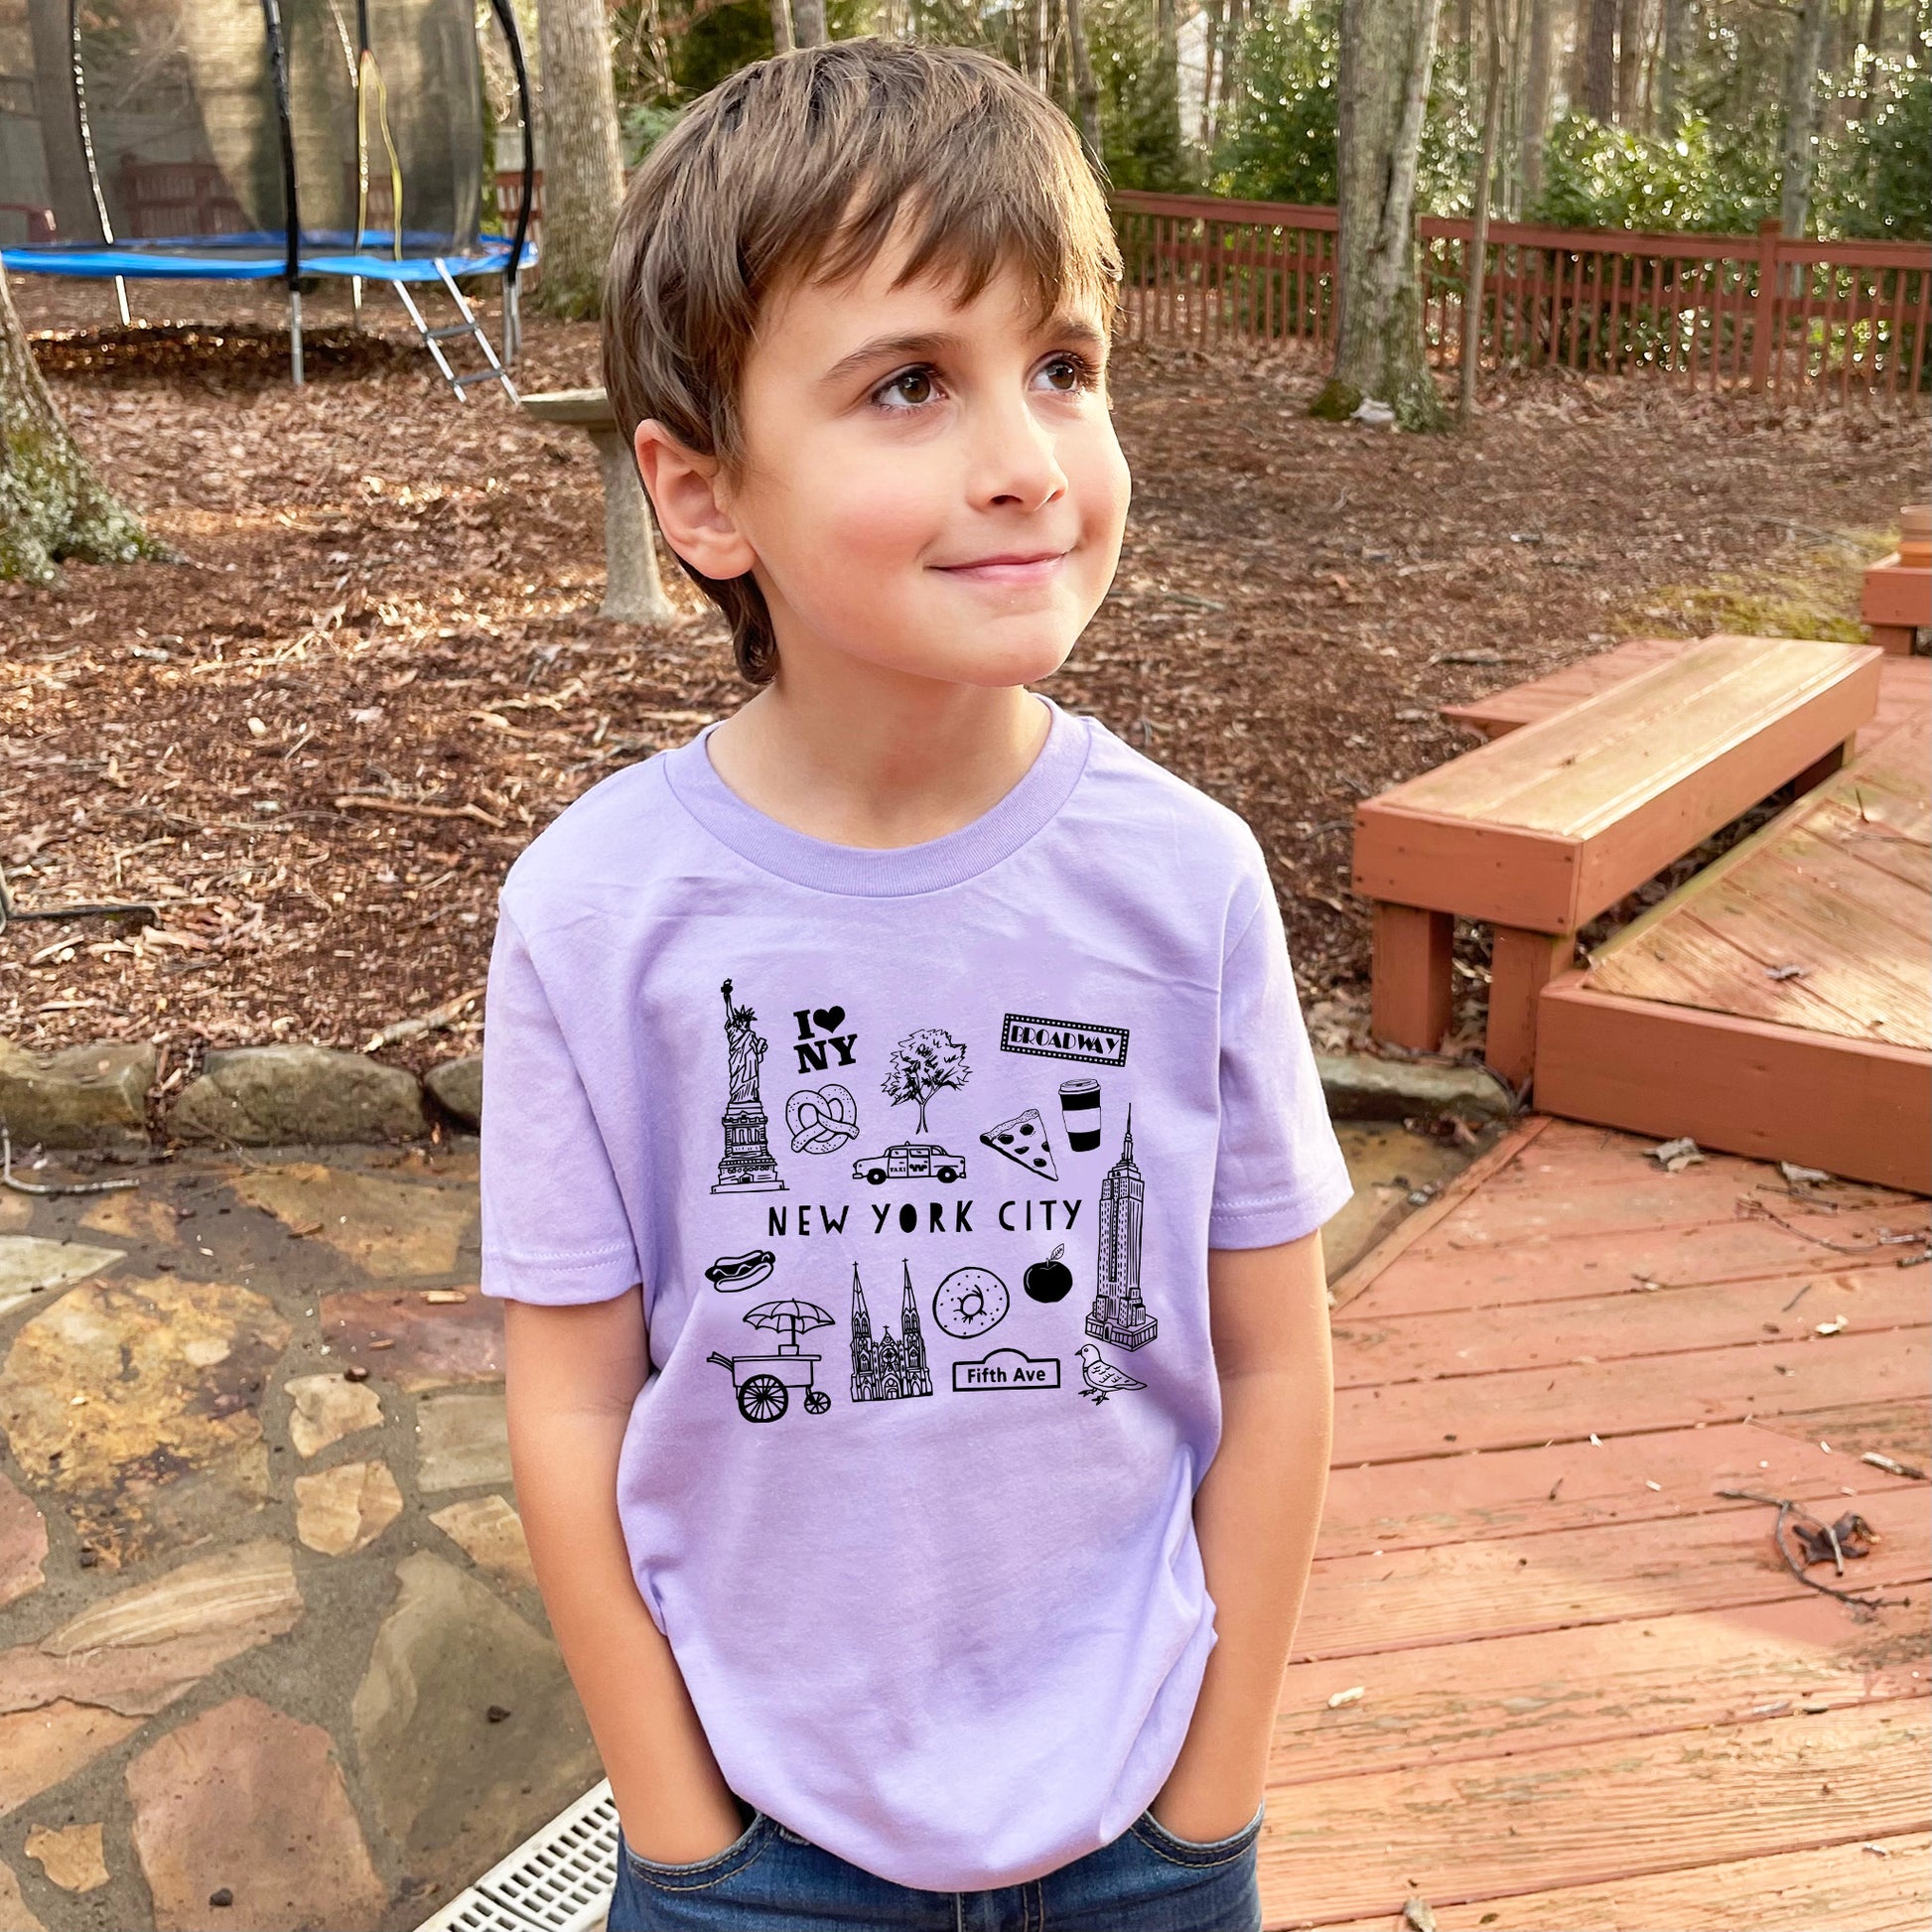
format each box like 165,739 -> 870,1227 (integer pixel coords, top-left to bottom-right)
415,1781 -> 619,1932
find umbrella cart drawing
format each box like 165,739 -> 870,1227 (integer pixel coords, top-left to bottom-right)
709,1300 -> 836,1423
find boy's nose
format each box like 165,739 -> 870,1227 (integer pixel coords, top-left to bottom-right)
967,392 -> 1067,513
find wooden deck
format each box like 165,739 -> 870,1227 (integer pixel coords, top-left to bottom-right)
1537,659 -> 1930,1191
1263,1117 -> 1930,1931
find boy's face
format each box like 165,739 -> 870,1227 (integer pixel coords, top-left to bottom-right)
659,228 -> 1130,692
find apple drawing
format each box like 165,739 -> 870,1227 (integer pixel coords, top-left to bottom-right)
1024,1244 -> 1073,1304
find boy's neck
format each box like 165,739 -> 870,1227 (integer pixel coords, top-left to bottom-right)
704,667 -> 1052,852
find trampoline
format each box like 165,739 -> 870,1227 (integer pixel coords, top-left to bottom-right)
0,0 -> 534,392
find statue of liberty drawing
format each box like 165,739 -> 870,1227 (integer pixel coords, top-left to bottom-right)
713,979 -> 786,1194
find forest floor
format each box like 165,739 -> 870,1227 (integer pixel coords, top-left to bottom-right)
2,275 -> 1922,1077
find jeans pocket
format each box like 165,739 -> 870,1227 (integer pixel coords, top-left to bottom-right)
618,1812 -> 772,1890
1129,1803 -> 1265,1868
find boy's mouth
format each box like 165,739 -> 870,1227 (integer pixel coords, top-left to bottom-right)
933,551 -> 1068,587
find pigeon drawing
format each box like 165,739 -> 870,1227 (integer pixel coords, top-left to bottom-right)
1076,1343 -> 1147,1405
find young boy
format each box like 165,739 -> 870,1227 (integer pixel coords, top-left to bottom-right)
483,39 -> 1351,1932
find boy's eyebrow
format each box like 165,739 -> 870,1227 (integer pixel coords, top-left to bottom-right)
820,313 -> 1108,387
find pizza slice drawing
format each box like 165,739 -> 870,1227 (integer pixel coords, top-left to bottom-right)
980,1107 -> 1058,1181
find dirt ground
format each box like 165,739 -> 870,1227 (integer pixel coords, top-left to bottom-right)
2,274 -> 1922,1080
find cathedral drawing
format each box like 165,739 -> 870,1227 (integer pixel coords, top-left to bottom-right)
1085,1107 -> 1158,1352
850,1262 -> 934,1403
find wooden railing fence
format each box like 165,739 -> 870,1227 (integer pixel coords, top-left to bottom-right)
1112,191 -> 1932,402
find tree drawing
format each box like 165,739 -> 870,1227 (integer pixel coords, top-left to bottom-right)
881,1029 -> 971,1137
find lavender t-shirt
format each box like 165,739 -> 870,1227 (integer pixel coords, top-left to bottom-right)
480,693 -> 1351,1891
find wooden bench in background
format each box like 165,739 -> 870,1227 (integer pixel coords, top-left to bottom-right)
1863,502 -> 1931,656
1354,634 -> 1883,1087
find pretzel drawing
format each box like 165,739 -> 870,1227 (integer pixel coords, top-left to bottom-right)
786,1083 -> 860,1155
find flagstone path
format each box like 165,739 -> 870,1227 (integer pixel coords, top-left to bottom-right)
0,1122 -> 1465,1931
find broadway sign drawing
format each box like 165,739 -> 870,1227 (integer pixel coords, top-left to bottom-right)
999,1013 -> 1130,1067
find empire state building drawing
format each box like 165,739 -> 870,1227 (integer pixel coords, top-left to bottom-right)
1085,1107 -> 1157,1352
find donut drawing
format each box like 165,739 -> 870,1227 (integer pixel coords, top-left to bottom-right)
931,1265 -> 1010,1339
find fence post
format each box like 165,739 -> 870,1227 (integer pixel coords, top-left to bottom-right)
1747,217 -> 1781,390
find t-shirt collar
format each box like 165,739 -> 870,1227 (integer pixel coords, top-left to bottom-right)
661,691 -> 1090,897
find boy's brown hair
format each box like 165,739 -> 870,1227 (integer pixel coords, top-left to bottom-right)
602,39 -> 1121,686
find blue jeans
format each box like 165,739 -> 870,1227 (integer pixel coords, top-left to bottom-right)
608,1807 -> 1264,1931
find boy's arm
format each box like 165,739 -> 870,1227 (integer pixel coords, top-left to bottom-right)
1152,1229 -> 1332,1843
503,1292 -> 746,1863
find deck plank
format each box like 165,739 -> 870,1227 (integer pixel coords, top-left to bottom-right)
1294,1482 -> 1927,1659
1334,1327 -> 1926,1463
1273,1595 -> 1926,1787
1319,1412 -> 1927,1555
1306,1832 -> 1932,1932
1331,1268 -> 1926,1387
1356,1213 -> 1918,1317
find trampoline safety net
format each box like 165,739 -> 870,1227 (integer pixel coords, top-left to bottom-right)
0,0 -> 526,282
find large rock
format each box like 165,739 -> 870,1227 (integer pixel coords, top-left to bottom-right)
424,1054 -> 483,1128
233,1164 -> 473,1278
1317,1052 -> 1514,1124
125,1696 -> 386,1932
351,1553 -> 598,1895
0,1040 -> 154,1151
170,1046 -> 424,1147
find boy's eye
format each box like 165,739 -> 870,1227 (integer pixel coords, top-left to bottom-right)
876,366 -> 936,409
1040,352 -> 1097,393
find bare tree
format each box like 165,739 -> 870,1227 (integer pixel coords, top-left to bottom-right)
0,262 -> 156,583
1858,0 -> 1884,116
1584,0 -> 1616,115
769,0 -> 796,55
1522,0 -> 1555,204
1461,0 -> 1508,421
1200,0 -> 1225,142
1615,0 -> 1642,119
792,0 -> 829,47
1315,0 -> 1448,428
1658,0 -> 1688,123
1063,0 -> 1104,158
535,0 -> 627,317
1778,0 -> 1831,235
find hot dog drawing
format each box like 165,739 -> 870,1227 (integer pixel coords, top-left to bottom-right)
705,1249 -> 776,1293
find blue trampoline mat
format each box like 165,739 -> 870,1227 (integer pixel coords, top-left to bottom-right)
1,233 -> 531,282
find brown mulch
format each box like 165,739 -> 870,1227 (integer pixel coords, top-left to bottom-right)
2,275 -> 1922,1076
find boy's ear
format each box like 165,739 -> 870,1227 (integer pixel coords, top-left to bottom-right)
632,421 -> 757,582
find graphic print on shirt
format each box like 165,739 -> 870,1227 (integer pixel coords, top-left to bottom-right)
708,1298 -> 835,1422
999,1013 -> 1130,1067
1057,1077 -> 1103,1152
954,1347 -> 1061,1392
1076,1343 -> 1147,1404
932,1265 -> 1010,1339
792,1006 -> 858,1072
979,1106 -> 1058,1181
1084,1109 -> 1158,1352
712,979 -> 787,1195
881,1029 -> 971,1135
786,1083 -> 861,1155
704,1248 -> 776,1293
1023,1243 -> 1074,1304
849,1262 -> 935,1402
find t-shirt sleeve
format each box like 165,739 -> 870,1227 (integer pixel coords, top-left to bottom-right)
479,904 -> 642,1305
1208,872 -> 1354,1250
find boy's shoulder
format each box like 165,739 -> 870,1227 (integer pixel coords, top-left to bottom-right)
1074,712 -> 1270,878
498,752 -> 676,922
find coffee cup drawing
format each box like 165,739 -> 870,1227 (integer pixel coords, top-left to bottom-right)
1059,1078 -> 1102,1153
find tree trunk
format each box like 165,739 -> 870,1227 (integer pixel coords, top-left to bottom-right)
1461,0 -> 1506,421
1521,0 -> 1554,204
1200,0 -> 1225,143
1658,0 -> 1687,124
1063,0 -> 1104,159
0,262 -> 156,582
26,0 -> 97,240
534,0 -> 626,318
1316,0 -> 1448,430
768,0 -> 795,56
1216,0 -> 1248,132
1031,0 -> 1050,89
1584,0 -> 1616,117
1858,0 -> 1883,117
792,0 -> 829,48
1778,0 -> 1831,237
1156,0 -> 1184,161
1614,0 -> 1641,120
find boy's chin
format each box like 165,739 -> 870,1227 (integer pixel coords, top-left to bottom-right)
859,626 -> 1080,692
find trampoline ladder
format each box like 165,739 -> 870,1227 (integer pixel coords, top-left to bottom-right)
394,261 -> 518,403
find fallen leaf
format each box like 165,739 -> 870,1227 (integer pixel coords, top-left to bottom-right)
421,1289 -> 469,1305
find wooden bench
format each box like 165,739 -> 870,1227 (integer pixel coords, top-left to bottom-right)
1354,634 -> 1883,1087
1439,637 -> 1686,741
1863,503 -> 1930,656
519,388 -> 673,625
